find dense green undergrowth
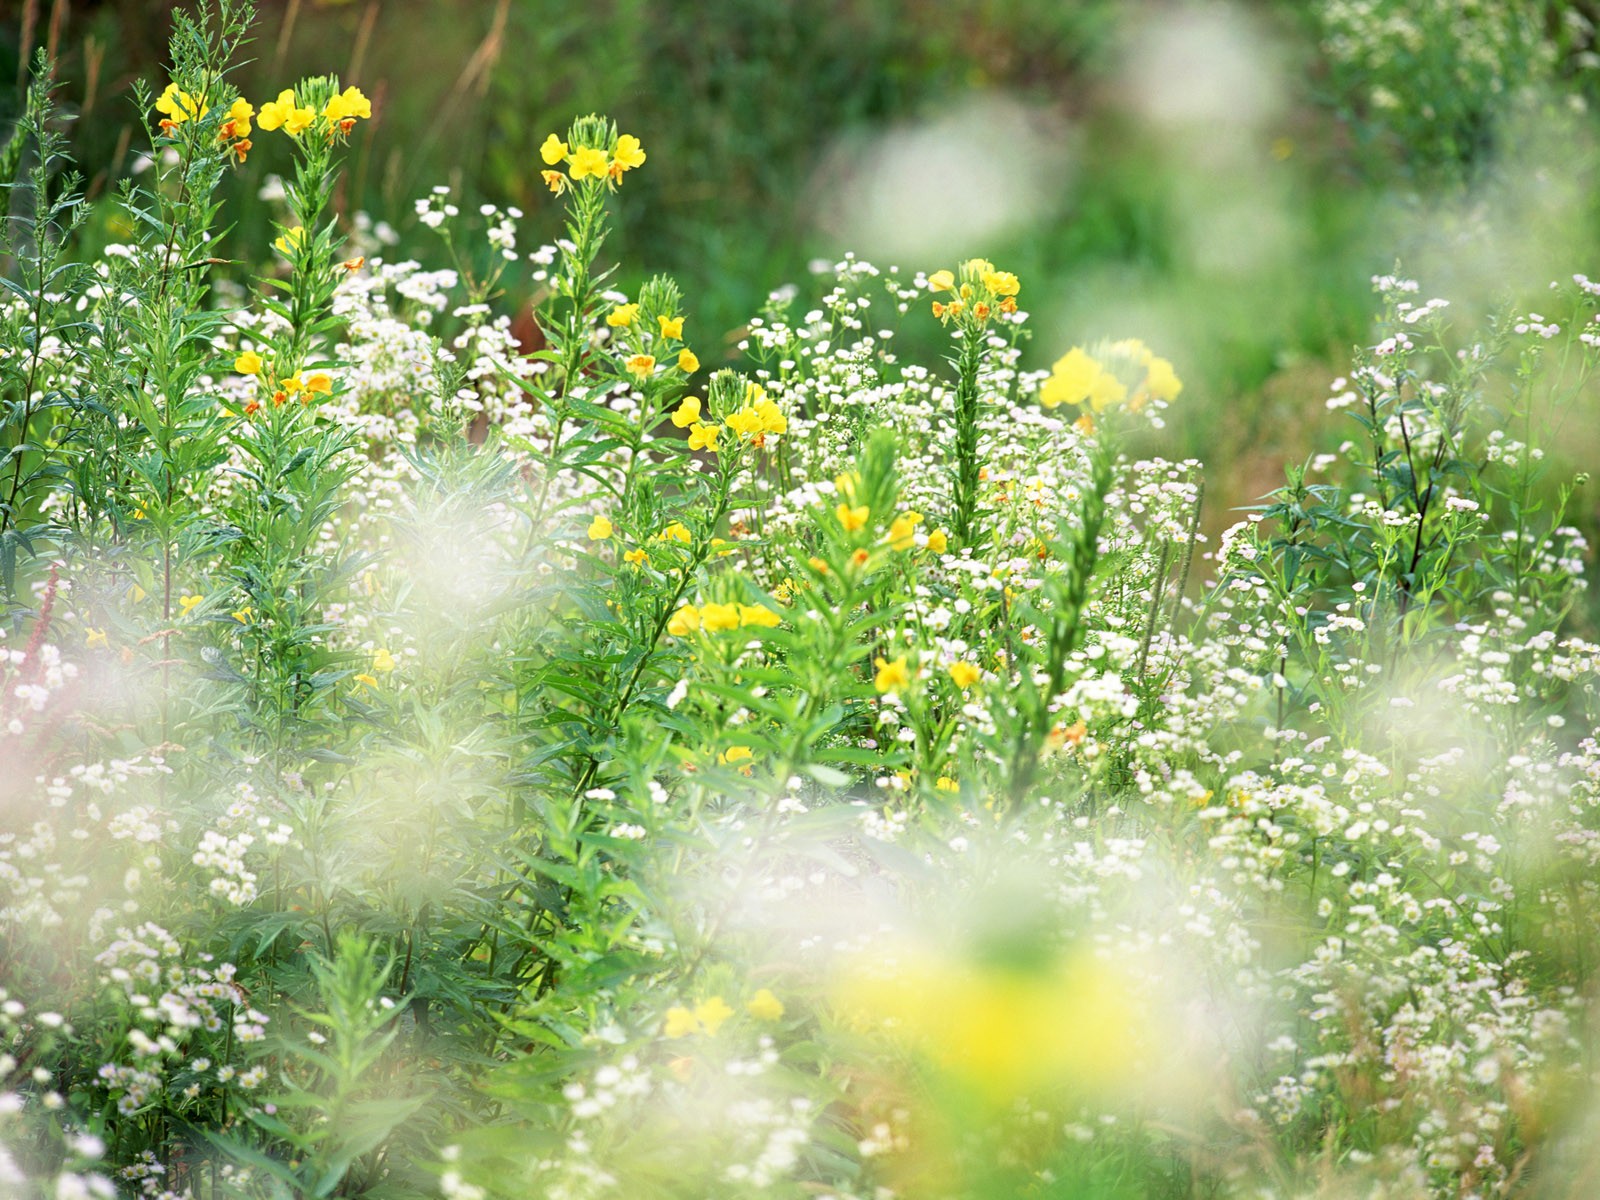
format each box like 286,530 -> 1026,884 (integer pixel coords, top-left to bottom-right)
5,4 -> 1600,1198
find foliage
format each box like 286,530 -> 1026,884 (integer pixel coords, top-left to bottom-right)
4,6 -> 1600,1200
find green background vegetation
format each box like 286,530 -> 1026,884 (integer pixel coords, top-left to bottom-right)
6,0 -> 1600,524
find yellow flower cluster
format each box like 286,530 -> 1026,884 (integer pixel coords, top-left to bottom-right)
663,990 -> 784,1038
667,599 -> 783,637
154,83 -> 207,129
257,84 -> 371,139
233,349 -> 333,416
1039,338 -> 1182,415
609,304 -> 698,378
154,84 -> 255,162
539,131 -> 646,195
928,258 -> 1021,326
722,384 -> 786,445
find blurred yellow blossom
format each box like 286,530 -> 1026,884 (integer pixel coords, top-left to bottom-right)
662,1006 -> 700,1038
874,656 -> 910,693
587,515 -> 614,539
700,602 -> 740,632
658,315 -> 684,339
693,996 -> 733,1035
234,350 -> 262,376
836,503 -> 869,533
677,349 -> 700,373
607,303 -> 639,328
949,661 -> 981,689
747,989 -> 785,1021
666,604 -> 701,636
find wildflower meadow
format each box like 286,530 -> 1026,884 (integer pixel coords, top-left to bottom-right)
4,2 -> 1600,1197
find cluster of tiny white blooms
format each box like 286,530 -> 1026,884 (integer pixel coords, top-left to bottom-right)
415,184 -> 458,229
2,752 -> 169,932
1513,312 -> 1561,338
0,989 -> 115,1197
1,631 -> 77,736
185,781 -> 290,907
479,203 -> 522,262
93,926 -> 264,1116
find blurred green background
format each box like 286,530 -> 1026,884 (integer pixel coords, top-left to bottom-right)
5,0 -> 1599,526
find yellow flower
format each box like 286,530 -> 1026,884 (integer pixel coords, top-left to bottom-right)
85,627 -> 109,649
677,349 -> 699,373
1039,347 -> 1089,408
688,423 -> 720,453
887,510 -> 922,551
354,672 -> 378,688
274,225 -> 306,256
541,170 -> 567,195
221,98 -> 253,139
126,583 -> 148,604
662,1006 -> 700,1038
754,396 -> 787,435
607,303 -> 640,329
874,655 -> 910,693
936,776 -> 960,793
587,515 -> 613,539
700,602 -> 740,632
625,354 -> 656,378
926,528 -> 948,555
1088,372 -> 1127,412
725,407 -> 764,438
281,373 -> 304,395
611,133 -> 647,173
666,604 -> 702,637
231,605 -> 254,624
257,89 -> 292,131
302,372 -> 333,395
718,745 -> 753,765
981,268 -> 1020,297
658,315 -> 684,339
747,988 -> 785,1021
624,548 -> 647,565
540,133 -> 569,165
234,350 -> 262,376
671,395 -> 702,428
1144,356 -> 1183,402
154,82 -> 206,126
257,88 -> 314,135
178,593 -> 204,617
660,521 -> 692,544
569,146 -> 610,180
738,604 -> 781,628
949,661 -> 981,689
928,269 -> 955,292
372,647 -> 396,673
693,996 -> 733,1035
284,103 -> 316,135
323,85 -> 371,124
836,503 -> 869,533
